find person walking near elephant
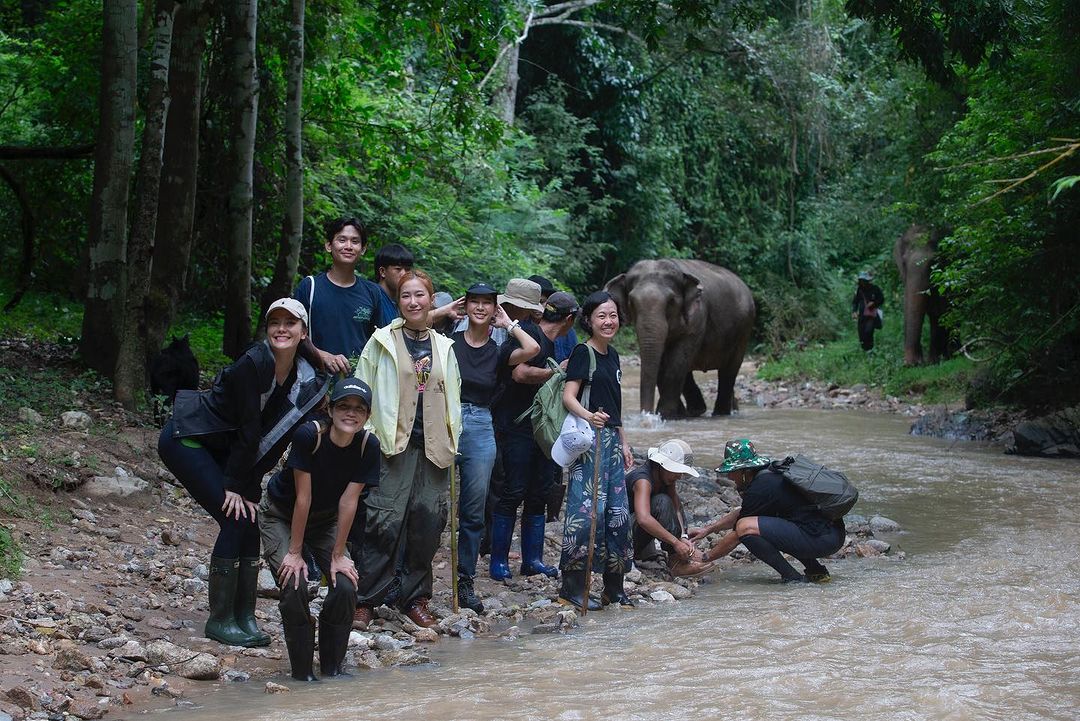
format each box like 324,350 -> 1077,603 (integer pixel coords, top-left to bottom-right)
259,378 -> 379,680
351,269 -> 462,630
852,271 -> 884,352
693,439 -> 843,583
157,298 -> 330,647
558,290 -> 635,610
489,286 -> 578,582
451,282 -> 540,612
627,439 -> 714,579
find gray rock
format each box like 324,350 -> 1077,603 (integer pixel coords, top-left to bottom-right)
649,582 -> 691,600
18,407 -> 43,425
1005,406 -> 1080,457
256,569 -> 278,597
96,636 -> 130,650
82,475 -> 148,498
181,579 -> 207,596
372,634 -> 406,651
60,411 -> 92,431
264,681 -> 289,694
649,590 -> 676,603
193,564 -> 210,580
145,640 -> 221,680
109,640 -> 147,662
347,632 -> 374,650
530,623 -> 560,634
379,648 -> 431,667
222,669 -> 250,683
868,515 -> 901,534
0,579 -> 12,595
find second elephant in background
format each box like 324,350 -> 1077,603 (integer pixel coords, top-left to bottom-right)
606,259 -> 755,419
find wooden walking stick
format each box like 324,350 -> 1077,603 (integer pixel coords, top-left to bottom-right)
580,408 -> 603,617
449,460 -> 459,613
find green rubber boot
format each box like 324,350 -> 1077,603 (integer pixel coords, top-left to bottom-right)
234,557 -> 271,647
205,556 -> 261,647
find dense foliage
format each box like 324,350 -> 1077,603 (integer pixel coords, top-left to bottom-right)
0,0 -> 1077,408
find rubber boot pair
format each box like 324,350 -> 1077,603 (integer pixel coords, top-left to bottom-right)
557,570 -> 601,611
318,620 -> 352,678
489,513 -> 515,581
205,556 -> 268,647
283,619 -> 318,682
519,515 -> 558,578
600,572 -> 634,608
235,557 -> 270,646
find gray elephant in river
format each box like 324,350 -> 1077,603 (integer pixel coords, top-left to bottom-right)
605,259 -> 755,418
894,224 -> 953,365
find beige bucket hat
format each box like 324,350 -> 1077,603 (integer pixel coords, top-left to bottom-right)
498,278 -> 544,313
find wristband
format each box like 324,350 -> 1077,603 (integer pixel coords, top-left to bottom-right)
507,320 -> 520,333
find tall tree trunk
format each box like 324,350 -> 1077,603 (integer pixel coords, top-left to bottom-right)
146,0 -> 208,358
222,0 -> 259,359
80,0 -> 138,376
260,0 -> 305,319
114,0 -> 178,409
490,41 -> 520,125
0,164 -> 35,311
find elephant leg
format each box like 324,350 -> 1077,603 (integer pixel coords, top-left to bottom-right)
656,363 -> 688,418
927,292 -> 951,362
682,373 -> 706,417
712,360 -> 742,416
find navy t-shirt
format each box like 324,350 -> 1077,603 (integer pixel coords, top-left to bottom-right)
566,343 -> 622,428
268,421 -> 381,513
493,322 -> 554,430
293,273 -> 397,364
452,331 -> 500,406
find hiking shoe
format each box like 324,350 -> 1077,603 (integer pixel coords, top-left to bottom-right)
806,570 -> 832,583
782,574 -> 810,584
352,605 -> 374,630
667,558 -> 715,579
457,576 -> 484,614
404,598 -> 438,628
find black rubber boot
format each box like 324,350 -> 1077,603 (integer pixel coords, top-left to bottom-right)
318,621 -> 352,678
205,556 -> 261,647
557,570 -> 601,611
283,621 -> 318,682
457,575 -> 484,613
601,572 -> 634,608
234,557 -> 270,647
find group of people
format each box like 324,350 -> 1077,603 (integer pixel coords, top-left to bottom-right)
157,216 -> 846,682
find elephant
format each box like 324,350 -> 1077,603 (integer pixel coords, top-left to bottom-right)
893,224 -> 953,365
605,259 -> 755,418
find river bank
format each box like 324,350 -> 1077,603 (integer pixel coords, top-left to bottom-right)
0,343 -> 909,720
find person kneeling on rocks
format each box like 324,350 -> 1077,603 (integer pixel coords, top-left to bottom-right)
627,439 -> 714,578
692,439 -> 842,583
259,378 -> 380,680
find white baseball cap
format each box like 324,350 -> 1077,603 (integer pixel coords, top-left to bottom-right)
265,297 -> 308,326
551,413 -> 595,468
647,439 -> 699,477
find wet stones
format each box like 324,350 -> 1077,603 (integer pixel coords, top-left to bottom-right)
144,640 -> 221,680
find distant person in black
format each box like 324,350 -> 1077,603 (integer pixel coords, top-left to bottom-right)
693,439 -> 844,583
450,282 -> 539,612
851,271 -> 884,351
260,378 -> 379,680
489,287 -> 578,582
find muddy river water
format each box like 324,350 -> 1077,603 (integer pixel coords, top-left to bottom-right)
173,370 -> 1079,721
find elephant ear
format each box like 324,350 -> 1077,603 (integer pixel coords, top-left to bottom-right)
605,273 -> 631,324
680,271 -> 705,330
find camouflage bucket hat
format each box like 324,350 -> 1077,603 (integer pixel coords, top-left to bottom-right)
715,439 -> 772,474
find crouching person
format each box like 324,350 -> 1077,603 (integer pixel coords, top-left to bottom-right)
260,379 -> 380,680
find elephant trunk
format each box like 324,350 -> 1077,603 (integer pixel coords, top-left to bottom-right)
636,319 -> 667,415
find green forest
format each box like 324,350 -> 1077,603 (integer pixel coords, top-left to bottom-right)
1,0 -> 1078,411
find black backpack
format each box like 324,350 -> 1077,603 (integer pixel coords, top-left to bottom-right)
770,454 -> 859,520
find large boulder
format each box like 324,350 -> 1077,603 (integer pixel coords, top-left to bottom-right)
145,640 -> 221,680
1004,406 -> 1080,458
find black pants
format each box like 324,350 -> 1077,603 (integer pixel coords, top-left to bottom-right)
495,426 -> 553,518
743,517 -> 845,580
857,315 -> 878,351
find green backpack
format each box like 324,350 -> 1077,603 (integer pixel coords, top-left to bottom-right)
515,344 -> 596,460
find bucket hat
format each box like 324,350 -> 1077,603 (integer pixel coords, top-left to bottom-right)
715,439 -> 772,474
647,439 -> 699,477
498,278 -> 544,313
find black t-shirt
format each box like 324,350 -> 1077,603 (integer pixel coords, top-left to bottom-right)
625,464 -> 665,504
566,343 -> 622,428
404,334 -> 432,442
493,321 -> 554,430
452,331 -> 500,407
268,421 -> 381,513
738,469 -> 835,536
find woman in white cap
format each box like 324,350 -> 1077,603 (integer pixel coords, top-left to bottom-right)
626,439 -> 715,578
158,298 -> 330,647
259,377 -> 379,680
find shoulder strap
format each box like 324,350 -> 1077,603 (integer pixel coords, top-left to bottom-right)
307,275 -> 315,328
581,343 -> 597,410
360,429 -> 370,457
310,419 -> 324,455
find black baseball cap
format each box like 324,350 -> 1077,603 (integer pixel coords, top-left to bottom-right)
544,291 -> 579,316
330,378 -> 372,408
528,274 -> 556,295
465,282 -> 498,298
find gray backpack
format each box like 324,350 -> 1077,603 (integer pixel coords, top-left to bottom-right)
770,454 -> 859,520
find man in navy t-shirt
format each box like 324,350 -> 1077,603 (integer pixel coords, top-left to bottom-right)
293,217 -> 397,375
